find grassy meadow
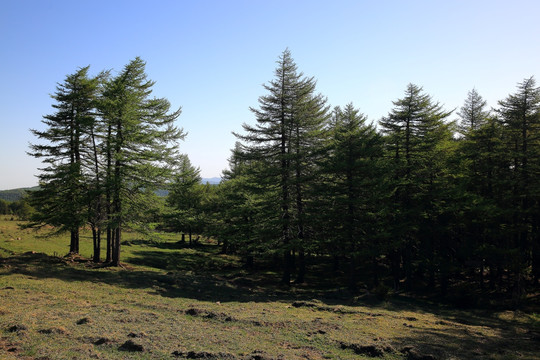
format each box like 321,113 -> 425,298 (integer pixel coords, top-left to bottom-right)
0,216 -> 539,360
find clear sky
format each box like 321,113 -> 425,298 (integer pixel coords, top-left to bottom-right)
1,0 -> 539,190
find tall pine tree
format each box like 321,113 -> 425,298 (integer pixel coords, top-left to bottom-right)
496,77 -> 540,294
234,49 -> 329,284
100,57 -> 184,266
380,83 -> 453,290
320,104 -> 383,290
28,66 -> 100,254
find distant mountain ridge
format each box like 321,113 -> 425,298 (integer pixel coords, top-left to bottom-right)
0,179 -> 221,202
0,187 -> 39,202
202,177 -> 221,185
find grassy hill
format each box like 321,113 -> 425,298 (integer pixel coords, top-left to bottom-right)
0,216 -> 538,359
0,187 -> 39,202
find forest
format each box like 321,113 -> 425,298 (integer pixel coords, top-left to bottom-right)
25,50 -> 540,308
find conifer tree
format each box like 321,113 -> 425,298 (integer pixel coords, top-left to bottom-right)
320,104 -> 383,290
167,155 -> 204,244
100,57 -> 184,266
456,90 -> 503,290
380,84 -> 453,290
457,88 -> 489,135
235,49 -> 329,284
28,66 -> 100,254
496,77 -> 540,292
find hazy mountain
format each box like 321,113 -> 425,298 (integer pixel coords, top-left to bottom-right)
202,177 -> 221,185
0,186 -> 39,202
1,179 -> 221,202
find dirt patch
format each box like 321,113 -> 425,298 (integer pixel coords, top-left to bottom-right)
38,327 -> 68,335
184,307 -> 235,321
7,324 -> 27,333
171,350 -> 281,360
119,339 -> 144,352
76,317 -> 91,325
128,331 -> 147,338
0,336 -> 20,354
339,341 -> 391,357
244,350 -> 280,360
400,346 -> 438,360
291,301 -> 359,314
94,337 -> 112,345
172,350 -> 237,359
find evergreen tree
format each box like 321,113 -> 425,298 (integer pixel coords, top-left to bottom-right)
457,88 -> 489,135
496,77 -> 540,293
455,90 -> 507,291
167,155 -> 204,244
234,49 -> 329,284
28,66 -> 100,253
209,142 -> 266,265
100,57 -> 184,266
380,84 -> 453,290
0,199 -> 8,215
320,104 -> 383,290
458,114 -> 509,291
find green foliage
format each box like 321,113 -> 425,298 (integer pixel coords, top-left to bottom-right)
28,59 -> 185,263
314,103 -> 384,289
98,57 -> 185,265
0,199 -> 9,215
8,198 -> 34,220
380,83 -> 454,290
457,88 -> 490,135
234,49 -> 330,283
166,155 -> 211,243
27,66 -> 101,252
21,51 -> 540,303
0,187 -> 39,202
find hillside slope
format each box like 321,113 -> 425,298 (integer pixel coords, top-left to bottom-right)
0,187 -> 38,202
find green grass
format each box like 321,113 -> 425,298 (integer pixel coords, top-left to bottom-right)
1,216 -> 539,359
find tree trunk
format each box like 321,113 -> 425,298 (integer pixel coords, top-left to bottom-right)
92,227 -> 101,263
296,249 -> 305,283
70,229 -> 79,254
112,226 -> 121,266
282,249 -> 292,285
371,256 -> 379,287
533,219 -> 540,283
106,227 -> 112,262
391,250 -> 401,290
349,254 -> 357,293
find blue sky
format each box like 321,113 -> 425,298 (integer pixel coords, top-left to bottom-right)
1,0 -> 539,189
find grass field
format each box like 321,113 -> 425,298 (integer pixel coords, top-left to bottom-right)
1,216 -> 539,359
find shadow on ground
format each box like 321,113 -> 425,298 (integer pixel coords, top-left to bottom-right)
2,251 -> 539,359
0,251 -> 335,304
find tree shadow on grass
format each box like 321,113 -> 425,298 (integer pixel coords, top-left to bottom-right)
121,238 -> 213,251
2,252 -> 539,359
392,321 -> 540,360
0,251 -> 330,304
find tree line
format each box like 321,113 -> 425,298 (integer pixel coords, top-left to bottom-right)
0,198 -> 33,219
29,50 -> 539,304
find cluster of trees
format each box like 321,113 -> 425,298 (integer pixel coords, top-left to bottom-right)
173,50 -> 538,303
0,198 -> 33,219
30,50 -> 539,303
28,58 -> 183,265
